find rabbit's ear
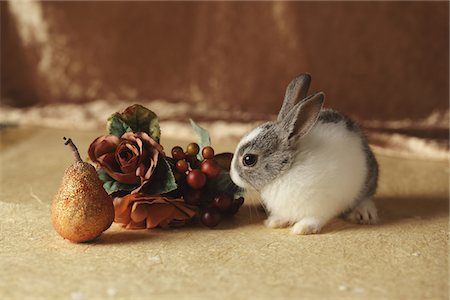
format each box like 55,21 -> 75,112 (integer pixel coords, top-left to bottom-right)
277,73 -> 311,122
282,92 -> 324,141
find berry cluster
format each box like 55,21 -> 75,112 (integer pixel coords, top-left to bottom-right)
171,143 -> 244,228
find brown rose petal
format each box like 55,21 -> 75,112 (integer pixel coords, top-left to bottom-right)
130,203 -> 149,223
113,194 -> 197,229
99,154 -> 139,184
88,135 -> 120,166
125,220 -> 146,230
89,135 -> 139,184
116,142 -> 140,173
152,203 -> 197,229
143,147 -> 159,181
113,202 -> 132,225
119,161 -> 139,174
95,137 -> 120,158
135,163 -> 147,178
122,132 -> 164,155
94,146 -> 138,184
135,138 -> 143,153
117,143 -> 139,164
98,153 -> 121,172
145,204 -> 175,228
113,196 -> 128,215
121,132 -> 163,185
89,132 -> 165,187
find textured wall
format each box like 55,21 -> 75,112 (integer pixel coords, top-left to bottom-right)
1,1 -> 448,121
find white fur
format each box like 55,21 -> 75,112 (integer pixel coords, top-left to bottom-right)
230,157 -> 249,189
237,127 -> 262,149
258,120 -> 368,235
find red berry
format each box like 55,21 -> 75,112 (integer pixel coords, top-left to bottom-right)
202,146 -> 215,159
171,146 -> 186,160
226,197 -> 245,216
236,197 -> 244,207
186,155 -> 201,169
174,172 -> 185,182
186,143 -> 200,156
186,169 -> 206,190
201,208 -> 221,228
201,159 -> 221,178
176,159 -> 188,173
184,189 -> 202,205
213,193 -> 233,212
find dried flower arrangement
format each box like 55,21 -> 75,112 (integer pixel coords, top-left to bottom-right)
88,104 -> 244,229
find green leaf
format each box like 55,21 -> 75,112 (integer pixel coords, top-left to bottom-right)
205,170 -> 244,198
107,114 -> 133,137
190,119 -> 211,160
214,152 -> 233,171
141,156 -> 178,195
164,156 -> 176,169
97,169 -> 138,194
120,104 -> 161,142
148,116 -> 161,143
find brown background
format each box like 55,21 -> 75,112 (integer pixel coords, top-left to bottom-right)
1,1 -> 448,122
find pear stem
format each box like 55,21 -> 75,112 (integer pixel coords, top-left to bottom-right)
63,137 -> 83,163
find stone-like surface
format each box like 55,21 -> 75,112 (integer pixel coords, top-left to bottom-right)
0,127 -> 448,299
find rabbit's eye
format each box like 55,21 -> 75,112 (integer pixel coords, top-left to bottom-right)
242,154 -> 258,167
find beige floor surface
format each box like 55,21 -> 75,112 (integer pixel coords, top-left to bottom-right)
0,127 -> 448,300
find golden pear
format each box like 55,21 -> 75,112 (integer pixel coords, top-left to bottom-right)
51,137 -> 115,242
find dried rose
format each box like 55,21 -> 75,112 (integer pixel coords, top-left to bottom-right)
88,132 -> 164,187
113,194 -> 197,229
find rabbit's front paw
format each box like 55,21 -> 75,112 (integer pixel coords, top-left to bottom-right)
291,217 -> 323,235
264,217 -> 290,229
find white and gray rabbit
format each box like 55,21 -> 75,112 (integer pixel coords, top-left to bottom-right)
230,74 -> 378,235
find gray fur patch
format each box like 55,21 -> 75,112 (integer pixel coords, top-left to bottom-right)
341,127 -> 379,216
318,109 -> 343,124
237,124 -> 279,158
261,124 -> 271,130
361,137 -> 379,199
234,122 -> 295,191
318,109 -> 358,132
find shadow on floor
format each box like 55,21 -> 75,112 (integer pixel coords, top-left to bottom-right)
219,202 -> 267,230
93,196 -> 448,240
221,196 -> 449,233
376,196 -> 449,224
95,230 -> 156,245
325,196 -> 449,233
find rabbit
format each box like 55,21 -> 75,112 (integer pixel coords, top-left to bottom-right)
230,73 -> 378,235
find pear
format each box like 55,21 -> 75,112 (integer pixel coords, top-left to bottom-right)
51,137 -> 115,242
